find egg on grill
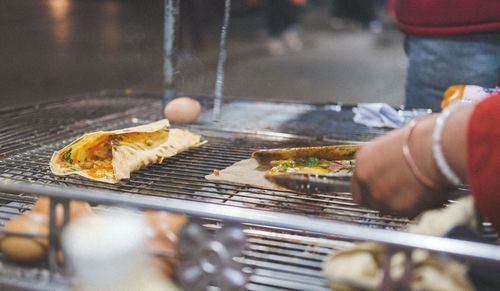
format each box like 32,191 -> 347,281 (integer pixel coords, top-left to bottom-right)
164,97 -> 202,124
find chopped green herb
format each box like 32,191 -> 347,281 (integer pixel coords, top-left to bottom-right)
280,163 -> 289,172
145,139 -> 153,146
303,156 -> 320,167
62,148 -> 73,164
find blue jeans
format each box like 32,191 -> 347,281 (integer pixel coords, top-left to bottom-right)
405,33 -> 500,111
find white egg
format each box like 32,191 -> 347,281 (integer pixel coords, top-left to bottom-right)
163,97 -> 201,124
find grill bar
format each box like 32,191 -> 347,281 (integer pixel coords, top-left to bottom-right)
0,140 -> 407,228
0,199 -> 338,291
247,277 -> 328,291
0,108 -> 407,229
2,181 -> 500,264
0,95 -> 497,291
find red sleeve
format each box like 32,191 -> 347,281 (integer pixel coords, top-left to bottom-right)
396,0 -> 500,36
468,93 -> 500,233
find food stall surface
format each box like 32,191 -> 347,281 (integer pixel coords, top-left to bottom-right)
0,93 -> 498,290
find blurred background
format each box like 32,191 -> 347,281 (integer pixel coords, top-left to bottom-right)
0,0 -> 406,108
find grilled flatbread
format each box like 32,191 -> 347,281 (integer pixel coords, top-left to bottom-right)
253,145 -> 359,175
252,145 -> 360,165
206,145 -> 358,190
50,120 -> 204,183
206,158 -> 286,190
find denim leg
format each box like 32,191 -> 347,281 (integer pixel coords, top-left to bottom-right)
405,33 -> 500,111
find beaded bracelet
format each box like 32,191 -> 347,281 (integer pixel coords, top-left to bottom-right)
402,119 -> 441,190
432,103 -> 465,187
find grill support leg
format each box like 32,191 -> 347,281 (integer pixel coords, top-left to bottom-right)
163,0 -> 180,108
48,198 -> 70,275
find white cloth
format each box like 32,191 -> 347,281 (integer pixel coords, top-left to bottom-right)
353,103 -> 405,129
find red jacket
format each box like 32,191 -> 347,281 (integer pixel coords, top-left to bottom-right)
468,93 -> 500,233
396,0 -> 500,36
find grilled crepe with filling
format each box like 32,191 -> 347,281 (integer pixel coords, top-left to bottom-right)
253,145 -> 359,175
252,145 -> 360,165
206,145 -> 359,190
50,120 -> 204,183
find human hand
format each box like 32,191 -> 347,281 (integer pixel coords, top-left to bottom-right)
351,115 -> 452,217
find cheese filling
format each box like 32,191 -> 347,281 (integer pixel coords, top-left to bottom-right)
268,157 -> 355,175
60,130 -> 168,180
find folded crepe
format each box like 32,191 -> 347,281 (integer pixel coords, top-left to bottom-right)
50,120 -> 204,183
206,145 -> 359,191
323,242 -> 473,291
322,197 -> 476,291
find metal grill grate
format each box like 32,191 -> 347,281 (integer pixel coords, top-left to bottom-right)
0,96 -> 160,158
0,93 -> 390,159
0,94 -> 404,290
0,128 -> 408,230
1,94 -> 480,291
0,195 -> 343,291
243,230 -> 332,291
0,95 -> 410,289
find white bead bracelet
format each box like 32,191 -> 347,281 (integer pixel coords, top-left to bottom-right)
432,103 -> 465,187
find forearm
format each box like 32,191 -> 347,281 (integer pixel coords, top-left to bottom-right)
441,106 -> 474,184
352,94 -> 497,219
411,105 -> 473,189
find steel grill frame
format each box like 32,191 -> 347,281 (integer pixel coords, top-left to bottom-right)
0,130 -> 409,229
0,192 -> 339,291
0,196 -> 342,291
0,93 -> 498,291
0,95 -> 397,290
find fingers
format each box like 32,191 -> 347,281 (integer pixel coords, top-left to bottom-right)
350,145 -> 382,210
350,134 -> 428,217
352,170 -> 439,217
351,170 -> 394,215
350,168 -> 369,206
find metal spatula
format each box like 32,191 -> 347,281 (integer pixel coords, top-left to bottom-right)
265,173 -> 352,194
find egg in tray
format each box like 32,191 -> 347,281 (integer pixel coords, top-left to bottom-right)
0,197 -> 187,287
0,194 -> 251,291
